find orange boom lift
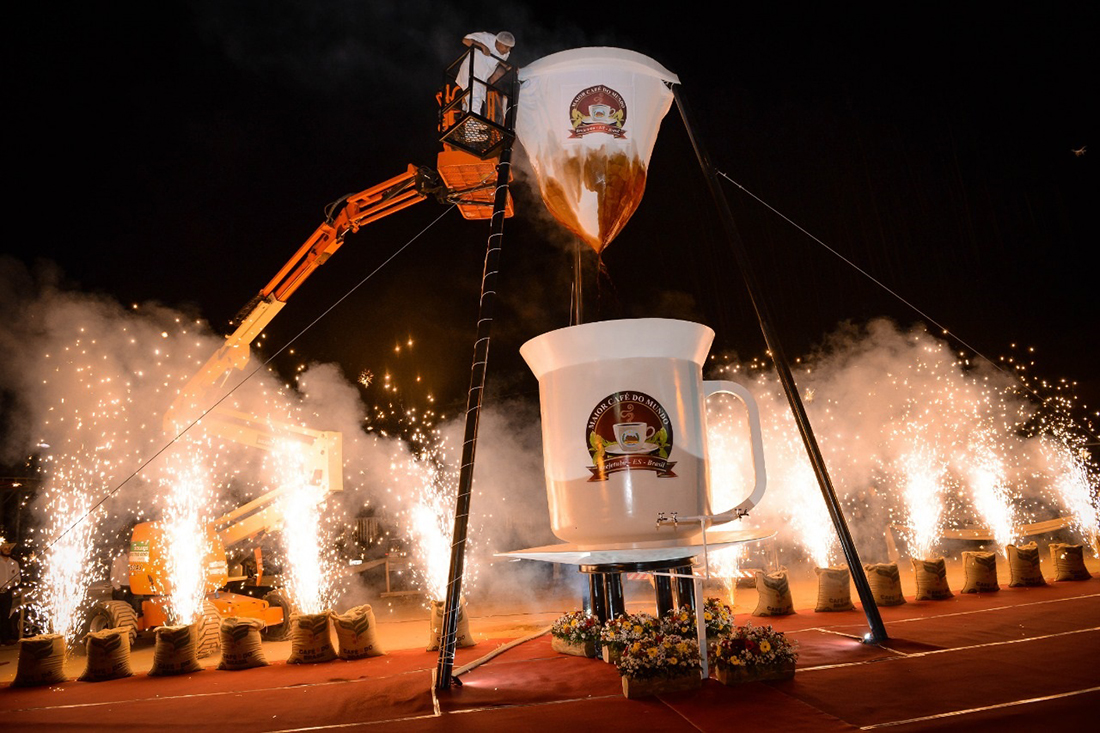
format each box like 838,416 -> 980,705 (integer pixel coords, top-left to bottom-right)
82,47 -> 517,651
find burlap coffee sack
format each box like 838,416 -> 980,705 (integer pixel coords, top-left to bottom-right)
912,557 -> 953,600
12,634 -> 67,687
814,566 -> 856,612
79,627 -> 133,682
1007,542 -> 1046,587
1049,543 -> 1091,581
217,617 -> 268,670
960,551 -> 1000,593
286,612 -> 337,665
149,624 -> 202,676
333,604 -> 385,660
752,569 -> 795,617
426,598 -> 475,651
864,562 -> 906,606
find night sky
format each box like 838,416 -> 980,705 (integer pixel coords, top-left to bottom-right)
7,3 -> 1096,427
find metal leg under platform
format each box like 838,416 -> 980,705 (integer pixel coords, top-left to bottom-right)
673,563 -> 696,609
587,572 -> 608,622
579,557 -> 696,620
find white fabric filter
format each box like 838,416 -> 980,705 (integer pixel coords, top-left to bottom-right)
517,48 -> 679,253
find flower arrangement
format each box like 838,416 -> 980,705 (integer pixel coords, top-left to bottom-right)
550,610 -> 602,657
601,612 -> 658,652
600,612 -> 658,664
659,605 -> 696,637
618,633 -> 701,681
702,597 -> 734,638
714,623 -> 797,684
551,610 -> 602,645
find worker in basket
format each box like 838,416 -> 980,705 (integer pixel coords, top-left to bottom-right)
459,30 -> 515,122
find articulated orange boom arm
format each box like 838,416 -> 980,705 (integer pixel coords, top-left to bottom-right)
165,165 -> 430,432
263,165 -> 426,303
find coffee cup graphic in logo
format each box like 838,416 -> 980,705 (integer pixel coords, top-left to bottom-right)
612,422 -> 656,452
588,103 -> 612,121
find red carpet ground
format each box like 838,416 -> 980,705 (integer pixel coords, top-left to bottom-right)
2,577 -> 1096,731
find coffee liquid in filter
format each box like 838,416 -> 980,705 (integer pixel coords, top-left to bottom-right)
540,148 -> 649,253
517,48 -> 679,255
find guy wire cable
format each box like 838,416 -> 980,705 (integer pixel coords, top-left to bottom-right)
716,168 -> 1098,440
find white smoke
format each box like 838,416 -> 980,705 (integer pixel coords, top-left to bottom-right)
4,260 -> 1095,632
706,318 -> 1099,568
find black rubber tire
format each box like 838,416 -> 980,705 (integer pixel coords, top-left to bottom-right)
194,599 -> 221,659
83,600 -> 140,646
261,590 -> 293,641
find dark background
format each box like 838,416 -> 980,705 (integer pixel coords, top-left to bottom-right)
6,2 -> 1096,430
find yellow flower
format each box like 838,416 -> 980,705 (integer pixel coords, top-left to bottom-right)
704,612 -> 712,621
730,657 -> 744,666
760,641 -> 772,653
669,657 -> 678,665
633,625 -> 643,634
647,647 -> 659,658
631,642 -> 642,653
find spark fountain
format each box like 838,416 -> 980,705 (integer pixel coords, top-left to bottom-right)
34,478 -> 101,644
270,438 -> 336,615
702,319 -> 1099,571
158,455 -> 216,625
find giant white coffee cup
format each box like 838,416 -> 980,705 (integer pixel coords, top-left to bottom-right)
521,318 -> 765,545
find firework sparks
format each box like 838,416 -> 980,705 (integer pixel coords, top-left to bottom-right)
894,438 -> 947,560
704,320 -> 1098,566
159,454 -> 215,625
964,436 -> 1017,550
389,436 -> 460,602
34,474 -> 101,644
271,439 -> 336,615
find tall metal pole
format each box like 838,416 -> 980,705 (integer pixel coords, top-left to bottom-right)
434,81 -> 520,690
673,86 -> 888,643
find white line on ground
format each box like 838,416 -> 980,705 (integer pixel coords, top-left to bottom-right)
798,626 -> 1099,672
270,694 -> 625,732
858,685 -> 1100,729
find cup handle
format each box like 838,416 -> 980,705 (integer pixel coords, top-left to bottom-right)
703,380 -> 767,522
645,425 -> 657,441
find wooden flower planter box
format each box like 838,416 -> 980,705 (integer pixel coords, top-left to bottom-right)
601,644 -> 623,665
622,671 -> 703,699
715,661 -> 795,685
551,636 -> 596,658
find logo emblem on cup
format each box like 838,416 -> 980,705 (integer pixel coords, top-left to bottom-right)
586,391 -> 675,480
